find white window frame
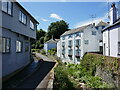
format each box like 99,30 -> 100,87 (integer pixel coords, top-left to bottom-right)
30,20 -> 35,30
19,10 -> 27,25
92,31 -> 96,35
84,40 -> 89,45
0,37 -> 10,53
16,40 -> 22,53
75,39 -> 81,46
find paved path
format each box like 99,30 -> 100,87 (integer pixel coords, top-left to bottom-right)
3,53 -> 56,89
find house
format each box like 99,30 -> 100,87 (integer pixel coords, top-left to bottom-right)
44,38 -> 59,53
103,2 -> 120,57
0,0 -> 39,78
57,22 -> 107,64
95,21 -> 109,53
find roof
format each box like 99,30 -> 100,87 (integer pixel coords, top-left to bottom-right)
61,24 -> 91,36
14,0 -> 39,24
95,21 -> 108,27
103,18 -> 120,31
45,39 -> 59,43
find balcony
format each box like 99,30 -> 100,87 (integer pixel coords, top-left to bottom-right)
68,54 -> 72,57
75,43 -> 80,47
68,44 -> 72,48
75,54 -> 80,58
62,50 -> 65,55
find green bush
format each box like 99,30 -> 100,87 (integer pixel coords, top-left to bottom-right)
54,64 -> 75,90
40,49 -> 46,55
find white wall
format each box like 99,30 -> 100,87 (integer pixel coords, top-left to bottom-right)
83,26 -> 100,56
59,24 -> 101,64
57,41 -> 61,57
110,28 -> 118,57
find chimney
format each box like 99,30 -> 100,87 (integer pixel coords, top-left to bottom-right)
93,23 -> 95,26
109,3 -> 117,25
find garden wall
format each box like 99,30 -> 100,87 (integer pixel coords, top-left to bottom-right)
86,53 -> 120,89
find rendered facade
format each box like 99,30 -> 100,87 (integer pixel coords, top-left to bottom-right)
0,0 -> 39,77
103,2 -> 120,57
57,22 -> 107,64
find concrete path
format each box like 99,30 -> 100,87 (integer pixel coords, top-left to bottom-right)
3,53 -> 56,89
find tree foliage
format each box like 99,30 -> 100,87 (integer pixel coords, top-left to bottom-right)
47,20 -> 69,39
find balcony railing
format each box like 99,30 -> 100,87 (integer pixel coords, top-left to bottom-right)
68,53 -> 72,57
62,44 -> 65,47
68,44 -> 72,47
75,54 -> 80,58
75,43 -> 80,47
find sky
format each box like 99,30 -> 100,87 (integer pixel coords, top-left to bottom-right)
19,2 -> 111,31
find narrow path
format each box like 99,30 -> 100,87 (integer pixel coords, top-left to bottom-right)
3,53 -> 56,89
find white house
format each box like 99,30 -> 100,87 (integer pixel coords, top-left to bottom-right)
103,2 -> 120,57
57,22 -> 108,64
44,38 -> 59,53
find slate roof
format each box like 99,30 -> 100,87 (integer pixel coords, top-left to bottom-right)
95,21 -> 108,27
61,24 -> 91,36
45,39 -> 60,43
103,18 -> 120,31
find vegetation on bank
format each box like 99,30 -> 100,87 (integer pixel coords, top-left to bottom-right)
53,53 -> 119,89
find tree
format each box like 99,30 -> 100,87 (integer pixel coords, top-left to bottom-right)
36,29 -> 46,40
47,20 -> 69,39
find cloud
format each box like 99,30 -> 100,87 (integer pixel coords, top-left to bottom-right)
50,13 -> 63,20
41,18 -> 49,22
74,13 -> 109,28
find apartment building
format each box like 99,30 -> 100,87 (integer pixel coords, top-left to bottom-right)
0,0 -> 39,78
57,22 -> 107,64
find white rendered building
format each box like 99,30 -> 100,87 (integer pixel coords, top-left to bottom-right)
57,22 -> 107,64
103,2 -> 120,57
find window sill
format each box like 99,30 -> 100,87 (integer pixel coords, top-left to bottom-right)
2,10 -> 13,17
16,51 -> 22,53
19,21 -> 27,26
2,52 -> 10,54
30,28 -> 35,31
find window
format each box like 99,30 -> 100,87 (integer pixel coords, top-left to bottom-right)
30,20 -> 35,30
84,40 -> 89,45
62,36 -> 65,40
118,42 -> 120,54
68,34 -> 72,38
75,39 -> 81,46
0,37 -> 10,53
62,42 -> 65,47
75,33 -> 81,37
75,49 -> 81,56
19,11 -> 27,24
16,40 -> 22,52
92,31 -> 96,35
25,42 -> 29,52
68,49 -> 72,55
2,0 -> 13,15
62,49 -> 65,55
68,40 -> 72,47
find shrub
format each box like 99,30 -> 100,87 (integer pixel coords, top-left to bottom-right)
40,49 -> 46,55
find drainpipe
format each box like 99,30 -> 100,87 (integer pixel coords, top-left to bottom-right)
108,29 -> 110,56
